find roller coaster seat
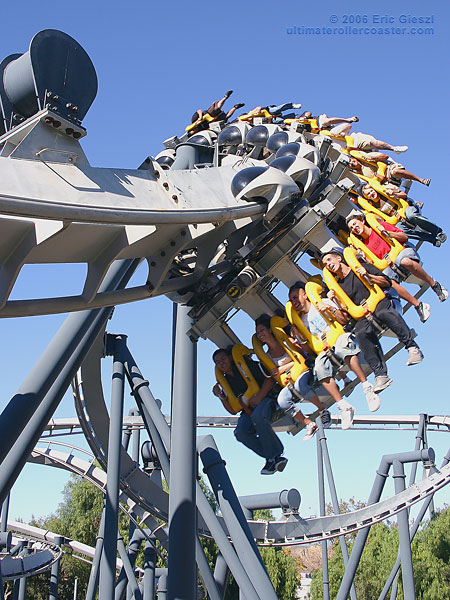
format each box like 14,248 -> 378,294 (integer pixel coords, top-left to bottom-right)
322,247 -> 385,319
347,213 -> 405,271
214,344 -> 260,415
285,283 -> 346,355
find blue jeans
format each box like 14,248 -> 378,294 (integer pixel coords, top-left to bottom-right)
234,396 -> 284,460
268,103 -> 298,123
277,371 -> 316,418
398,205 -> 443,245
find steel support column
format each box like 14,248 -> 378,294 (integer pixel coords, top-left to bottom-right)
378,449 -> 450,600
336,450 -> 433,600
143,541 -> 156,600
158,574 -> 168,600
317,419 -> 357,600
167,303 -> 197,600
198,435 -> 277,600
49,535 -> 64,600
99,335 -> 127,600
214,553 -> 229,598
0,259 -> 139,506
316,429 -> 330,600
86,510 -> 106,600
123,345 -> 260,599
392,461 -> 415,600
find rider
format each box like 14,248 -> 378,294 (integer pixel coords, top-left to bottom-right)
212,347 -> 288,475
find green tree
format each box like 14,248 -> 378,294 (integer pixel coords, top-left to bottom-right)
310,506 -> 450,600
9,473 -> 299,599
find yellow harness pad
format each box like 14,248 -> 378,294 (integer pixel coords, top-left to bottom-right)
252,317 -> 308,386
238,108 -> 272,122
322,247 -> 385,319
356,197 -> 401,225
359,178 -> 409,220
185,113 -> 214,132
348,213 -> 404,271
284,117 -> 319,132
214,344 -> 260,415
305,281 -> 346,349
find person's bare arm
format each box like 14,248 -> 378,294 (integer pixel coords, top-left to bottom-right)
213,383 -> 235,414
270,361 -> 295,377
378,225 -> 408,244
365,152 -> 389,162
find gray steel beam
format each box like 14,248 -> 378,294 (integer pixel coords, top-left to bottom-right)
1,494 -> 9,533
116,536 -> 142,600
392,461 -> 415,600
123,344 -> 222,600
143,541 -> 156,600
316,430 -> 330,600
124,353 -> 262,598
336,449 -> 434,600
99,335 -> 127,600
49,535 -> 64,600
378,449 -> 450,600
85,510 -> 105,600
158,574 -> 168,600
0,259 -> 139,506
238,489 -> 301,514
214,553 -> 229,599
167,303 -> 198,600
317,420 -> 357,600
198,435 -> 277,600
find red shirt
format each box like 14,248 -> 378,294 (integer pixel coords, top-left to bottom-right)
365,221 -> 400,258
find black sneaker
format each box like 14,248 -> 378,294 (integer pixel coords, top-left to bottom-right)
225,89 -> 233,98
415,302 -> 431,323
234,102 -> 245,109
260,459 -> 277,475
274,456 -> 288,472
320,409 -> 332,428
432,281 -> 449,302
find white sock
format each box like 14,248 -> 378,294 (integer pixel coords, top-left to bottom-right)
337,399 -> 351,410
362,381 -> 372,390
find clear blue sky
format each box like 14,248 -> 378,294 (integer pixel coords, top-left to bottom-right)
1,0 -> 449,524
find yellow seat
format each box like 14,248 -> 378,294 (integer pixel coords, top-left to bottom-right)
285,282 -> 346,354
322,247 -> 385,319
252,317 -> 308,387
238,108 -> 273,122
357,177 -> 409,220
284,117 -> 319,132
185,113 -> 215,133
348,150 -> 388,182
356,196 -> 401,225
348,213 -> 405,271
214,344 -> 260,415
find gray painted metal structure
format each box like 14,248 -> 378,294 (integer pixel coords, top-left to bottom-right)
0,29 -> 449,600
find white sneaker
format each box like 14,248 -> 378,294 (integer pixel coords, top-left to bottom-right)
364,384 -> 381,412
406,347 -> 424,366
393,145 -> 408,154
292,103 -> 302,109
339,405 -> 355,430
303,422 -> 318,441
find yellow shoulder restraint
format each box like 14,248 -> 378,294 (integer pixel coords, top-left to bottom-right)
214,344 -> 260,415
356,197 -> 401,225
238,108 -> 273,122
284,117 -> 319,132
285,283 -> 345,354
356,177 -> 409,220
322,247 -> 385,319
185,112 -> 215,133
348,213 -> 405,271
252,316 -> 308,386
